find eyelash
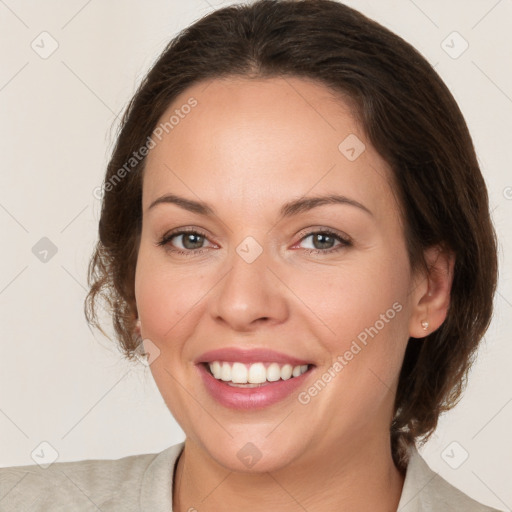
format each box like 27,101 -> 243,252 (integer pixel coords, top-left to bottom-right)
157,227 -> 352,257
156,228 -> 213,257
296,228 -> 352,255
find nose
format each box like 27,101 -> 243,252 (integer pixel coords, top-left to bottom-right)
209,246 -> 290,332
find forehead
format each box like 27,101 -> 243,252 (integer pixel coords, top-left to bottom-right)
142,76 -> 399,223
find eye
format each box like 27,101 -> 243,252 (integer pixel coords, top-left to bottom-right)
157,229 -> 215,255
157,227 -> 351,256
296,229 -> 351,254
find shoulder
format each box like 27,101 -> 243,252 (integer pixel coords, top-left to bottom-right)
0,442 -> 184,511
398,445 -> 504,512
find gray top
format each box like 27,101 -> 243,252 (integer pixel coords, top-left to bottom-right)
0,442 -> 502,511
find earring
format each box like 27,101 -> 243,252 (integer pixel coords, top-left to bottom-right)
421,320 -> 429,331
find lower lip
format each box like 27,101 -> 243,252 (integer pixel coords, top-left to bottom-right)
197,363 -> 313,410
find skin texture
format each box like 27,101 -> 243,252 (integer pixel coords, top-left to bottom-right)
134,76 -> 454,512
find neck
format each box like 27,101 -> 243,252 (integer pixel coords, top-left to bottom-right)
173,432 -> 405,512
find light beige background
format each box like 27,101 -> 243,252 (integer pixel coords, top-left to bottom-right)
0,0 -> 510,509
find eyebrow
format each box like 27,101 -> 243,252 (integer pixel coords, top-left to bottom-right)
148,193 -> 373,218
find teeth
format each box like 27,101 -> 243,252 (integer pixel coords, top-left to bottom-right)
281,364 -> 293,380
220,362 -> 231,381
248,362 -> 266,383
207,361 -> 309,384
211,361 -> 221,379
267,363 -> 281,382
231,362 -> 247,384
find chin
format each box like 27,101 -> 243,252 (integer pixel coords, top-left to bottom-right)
198,431 -> 307,473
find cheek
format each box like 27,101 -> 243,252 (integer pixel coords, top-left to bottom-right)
293,251 -> 411,369
291,258 -> 411,428
134,249 -> 207,343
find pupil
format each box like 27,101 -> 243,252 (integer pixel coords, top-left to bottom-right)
183,233 -> 203,249
313,233 -> 334,250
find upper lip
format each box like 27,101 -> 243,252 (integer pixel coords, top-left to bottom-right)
195,347 -> 313,366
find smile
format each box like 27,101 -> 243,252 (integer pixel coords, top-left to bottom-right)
195,347 -> 315,409
207,361 -> 309,386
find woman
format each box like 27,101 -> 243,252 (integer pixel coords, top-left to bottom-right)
0,0 -> 501,510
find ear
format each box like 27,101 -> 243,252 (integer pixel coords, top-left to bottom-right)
131,299 -> 141,336
408,245 -> 455,339
134,317 -> 141,337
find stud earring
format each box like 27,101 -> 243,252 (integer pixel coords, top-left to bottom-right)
421,320 -> 429,331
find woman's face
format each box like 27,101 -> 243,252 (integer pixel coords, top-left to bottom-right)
135,76 -> 424,472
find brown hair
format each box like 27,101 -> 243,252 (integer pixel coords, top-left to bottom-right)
85,0 -> 498,469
